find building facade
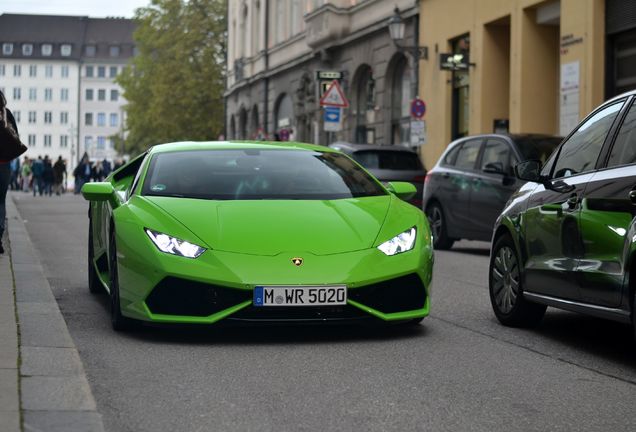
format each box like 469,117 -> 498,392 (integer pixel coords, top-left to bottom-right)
0,14 -> 135,167
225,0 -> 420,147
419,0 -> 636,168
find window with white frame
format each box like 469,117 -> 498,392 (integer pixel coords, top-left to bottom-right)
13,65 -> 21,77
98,89 -> 106,101
29,88 -> 36,101
97,113 -> 106,126
109,66 -> 118,78
86,89 -> 94,101
45,65 -> 53,77
29,65 -> 37,77
41,44 -> 52,56
85,113 -> 93,126
61,65 -> 69,77
22,44 -> 33,56
13,87 -> 21,100
60,44 -> 71,56
97,66 -> 105,78
44,112 -> 52,124
44,135 -> 52,147
13,111 -> 20,123
28,134 -> 36,146
28,111 -> 36,124
85,45 -> 96,57
110,89 -> 119,101
84,136 -> 93,150
97,136 -> 106,149
109,46 -> 120,57
110,113 -> 118,127
2,43 -> 13,55
86,65 -> 94,77
44,88 -> 52,101
60,135 -> 68,148
60,112 -> 68,124
60,88 -> 69,101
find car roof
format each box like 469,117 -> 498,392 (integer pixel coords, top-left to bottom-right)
148,141 -> 337,154
328,142 -> 419,154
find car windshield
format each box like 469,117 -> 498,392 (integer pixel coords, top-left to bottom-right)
141,149 -> 387,200
351,150 -> 423,170
514,137 -> 562,164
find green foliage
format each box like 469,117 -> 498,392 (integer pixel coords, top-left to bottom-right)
117,0 -> 226,155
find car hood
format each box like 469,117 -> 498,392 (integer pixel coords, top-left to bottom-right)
143,196 -> 391,256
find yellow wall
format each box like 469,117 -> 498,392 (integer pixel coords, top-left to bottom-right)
418,0 -> 606,169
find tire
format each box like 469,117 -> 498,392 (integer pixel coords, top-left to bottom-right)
489,234 -> 546,327
87,218 -> 101,294
632,291 -> 636,343
108,226 -> 137,332
426,202 -> 455,250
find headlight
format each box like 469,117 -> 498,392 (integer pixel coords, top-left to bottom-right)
145,229 -> 206,258
377,227 -> 417,256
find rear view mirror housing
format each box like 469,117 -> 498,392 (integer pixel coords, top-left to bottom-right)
81,182 -> 119,207
514,160 -> 542,183
386,181 -> 417,201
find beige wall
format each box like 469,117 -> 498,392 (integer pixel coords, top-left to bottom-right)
419,0 -> 606,169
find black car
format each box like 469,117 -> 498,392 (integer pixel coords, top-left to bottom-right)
489,92 -> 636,337
422,134 -> 562,249
328,142 -> 426,207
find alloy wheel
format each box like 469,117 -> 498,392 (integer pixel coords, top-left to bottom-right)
491,245 -> 520,314
428,206 -> 443,242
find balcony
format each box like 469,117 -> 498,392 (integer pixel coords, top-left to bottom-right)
304,4 -> 351,49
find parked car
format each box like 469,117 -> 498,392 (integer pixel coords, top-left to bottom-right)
329,142 -> 426,207
422,134 -> 562,249
489,91 -> 636,337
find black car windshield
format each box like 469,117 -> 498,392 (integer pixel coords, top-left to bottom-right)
514,137 -> 562,164
351,150 -> 423,170
142,149 -> 387,200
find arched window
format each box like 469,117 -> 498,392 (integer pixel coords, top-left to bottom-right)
229,115 -> 236,139
391,55 -> 412,146
274,93 -> 294,140
353,65 -> 375,144
250,104 -> 260,138
239,107 -> 248,139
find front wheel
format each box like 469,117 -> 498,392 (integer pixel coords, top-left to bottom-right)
489,235 -> 546,327
426,203 -> 455,250
88,218 -> 101,294
108,227 -> 137,332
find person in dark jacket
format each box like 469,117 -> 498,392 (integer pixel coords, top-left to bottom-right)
0,89 -> 18,253
73,154 -> 92,194
31,155 -> 44,196
42,155 -> 54,196
53,156 -> 66,195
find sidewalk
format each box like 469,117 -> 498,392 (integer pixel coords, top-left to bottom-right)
0,193 -> 105,432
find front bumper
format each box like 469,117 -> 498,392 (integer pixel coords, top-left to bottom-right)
115,230 -> 433,325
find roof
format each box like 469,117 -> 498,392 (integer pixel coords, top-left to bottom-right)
0,13 -> 135,61
328,142 -> 418,154
149,141 -> 337,154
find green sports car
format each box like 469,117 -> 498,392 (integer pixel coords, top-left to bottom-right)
82,141 -> 433,331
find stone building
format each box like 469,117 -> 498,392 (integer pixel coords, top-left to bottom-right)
225,0 -> 421,147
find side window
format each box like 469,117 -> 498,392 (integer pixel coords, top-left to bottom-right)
607,101 -> 636,167
454,139 -> 482,170
552,101 -> 624,179
480,139 -> 511,173
442,144 -> 460,166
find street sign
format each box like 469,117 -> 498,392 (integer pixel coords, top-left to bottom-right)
410,120 -> 426,146
411,98 -> 426,119
439,53 -> 470,71
323,106 -> 343,132
316,70 -> 343,80
320,80 -> 349,108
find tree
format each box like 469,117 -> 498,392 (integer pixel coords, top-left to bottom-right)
117,0 -> 226,155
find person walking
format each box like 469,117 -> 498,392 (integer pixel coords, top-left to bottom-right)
102,158 -> 112,179
73,155 -> 92,194
42,155 -> 54,196
0,89 -> 20,253
9,157 -> 20,190
53,156 -> 66,195
31,156 -> 44,196
20,156 -> 31,192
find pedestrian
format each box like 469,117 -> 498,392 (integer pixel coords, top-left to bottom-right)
9,157 -> 19,190
73,155 -> 92,194
31,155 -> 44,196
20,156 -> 31,192
53,156 -> 66,196
0,89 -> 19,253
101,158 -> 112,179
93,160 -> 104,182
43,155 -> 54,196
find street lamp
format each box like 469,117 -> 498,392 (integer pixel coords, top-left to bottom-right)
388,7 -> 427,60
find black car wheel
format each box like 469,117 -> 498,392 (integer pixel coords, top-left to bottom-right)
426,203 -> 455,250
489,234 -> 546,327
88,218 -> 101,294
108,226 -> 136,331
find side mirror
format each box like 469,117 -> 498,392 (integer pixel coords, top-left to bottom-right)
483,161 -> 505,175
81,182 -> 118,207
386,181 -> 417,201
514,160 -> 542,183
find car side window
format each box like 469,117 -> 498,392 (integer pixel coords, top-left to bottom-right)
454,139 -> 481,170
442,144 -> 460,166
607,100 -> 636,168
480,139 -> 511,173
551,101 -> 624,179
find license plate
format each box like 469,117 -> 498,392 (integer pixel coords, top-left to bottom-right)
253,286 -> 347,307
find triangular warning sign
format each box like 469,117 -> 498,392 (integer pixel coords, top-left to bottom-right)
320,80 -> 349,108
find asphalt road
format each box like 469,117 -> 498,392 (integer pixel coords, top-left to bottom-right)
12,192 -> 636,432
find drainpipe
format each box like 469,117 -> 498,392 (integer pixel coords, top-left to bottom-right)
223,0 -> 228,139
263,0 -> 270,137
414,5 -> 420,99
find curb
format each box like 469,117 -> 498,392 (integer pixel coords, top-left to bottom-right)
7,194 -> 105,432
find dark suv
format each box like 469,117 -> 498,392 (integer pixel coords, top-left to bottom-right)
423,134 -> 561,249
489,92 -> 636,337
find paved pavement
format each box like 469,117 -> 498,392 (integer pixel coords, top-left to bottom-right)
4,191 -> 636,431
